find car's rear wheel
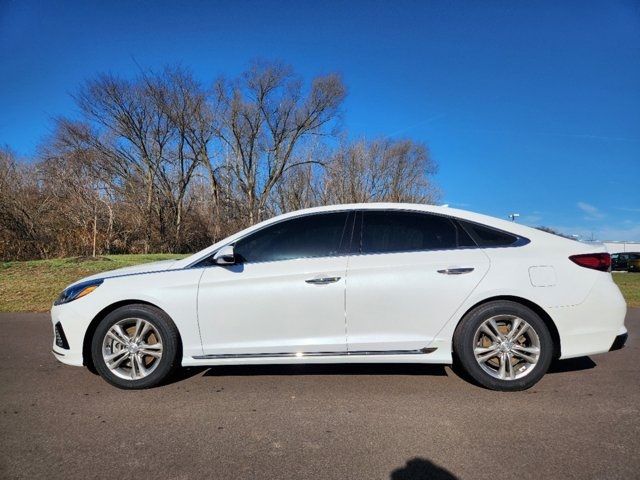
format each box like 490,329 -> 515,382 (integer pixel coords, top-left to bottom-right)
453,300 -> 554,391
91,304 -> 180,389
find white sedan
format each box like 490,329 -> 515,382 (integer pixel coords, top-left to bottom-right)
51,203 -> 628,391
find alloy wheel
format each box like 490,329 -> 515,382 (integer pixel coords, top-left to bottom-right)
473,314 -> 541,380
101,318 -> 163,380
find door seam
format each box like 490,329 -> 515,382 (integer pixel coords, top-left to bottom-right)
344,254 -> 351,352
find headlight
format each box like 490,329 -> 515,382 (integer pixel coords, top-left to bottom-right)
54,279 -> 104,306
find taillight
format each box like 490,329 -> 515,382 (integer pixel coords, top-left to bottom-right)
569,253 -> 611,272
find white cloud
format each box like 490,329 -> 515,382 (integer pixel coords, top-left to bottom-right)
577,201 -> 604,220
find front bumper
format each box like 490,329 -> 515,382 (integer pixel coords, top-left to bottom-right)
609,332 -> 628,351
51,303 -> 87,367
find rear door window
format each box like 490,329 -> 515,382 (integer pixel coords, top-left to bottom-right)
359,211 -> 475,254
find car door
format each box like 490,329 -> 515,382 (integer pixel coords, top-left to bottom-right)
611,254 -> 620,270
345,210 -> 490,352
620,254 -> 629,270
197,211 -> 353,356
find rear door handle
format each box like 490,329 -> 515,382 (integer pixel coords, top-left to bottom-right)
437,267 -> 475,275
305,276 -> 341,285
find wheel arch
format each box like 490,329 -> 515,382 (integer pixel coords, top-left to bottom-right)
82,299 -> 183,373
454,295 -> 561,359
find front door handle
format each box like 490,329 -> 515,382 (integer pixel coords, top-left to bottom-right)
305,276 -> 341,285
437,267 -> 475,275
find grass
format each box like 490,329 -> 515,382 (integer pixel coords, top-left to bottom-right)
1,255 -> 639,312
612,272 -> 640,309
0,254 -> 188,312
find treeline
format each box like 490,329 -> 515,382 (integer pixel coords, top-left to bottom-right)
0,61 -> 439,261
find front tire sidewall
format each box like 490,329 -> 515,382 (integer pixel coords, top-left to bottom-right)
91,305 -> 179,390
454,301 -> 553,391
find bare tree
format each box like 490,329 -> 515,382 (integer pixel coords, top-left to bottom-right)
71,74 -> 174,252
39,143 -> 114,257
213,60 -> 346,225
1,61 -> 443,262
145,67 -> 212,250
322,138 -> 440,205
272,141 -> 328,213
0,148 -> 49,260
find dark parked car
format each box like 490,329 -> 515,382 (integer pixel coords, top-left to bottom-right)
611,252 -> 640,271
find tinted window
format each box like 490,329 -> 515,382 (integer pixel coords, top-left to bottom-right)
360,211 -> 475,254
234,212 -> 350,263
458,220 -> 519,247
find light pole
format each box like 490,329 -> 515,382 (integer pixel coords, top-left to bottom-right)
509,213 -> 520,222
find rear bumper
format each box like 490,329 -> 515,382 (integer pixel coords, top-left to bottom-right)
550,274 -> 627,359
609,332 -> 628,351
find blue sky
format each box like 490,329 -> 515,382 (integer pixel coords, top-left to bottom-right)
1,0 -> 639,240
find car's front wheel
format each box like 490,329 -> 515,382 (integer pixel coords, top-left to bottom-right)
453,300 -> 554,391
91,304 -> 180,389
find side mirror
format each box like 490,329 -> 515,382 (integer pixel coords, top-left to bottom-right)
213,245 -> 236,265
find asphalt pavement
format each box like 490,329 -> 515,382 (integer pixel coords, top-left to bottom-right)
1,310 -> 638,480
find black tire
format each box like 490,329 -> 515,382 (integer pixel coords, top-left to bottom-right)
91,304 -> 180,389
453,300 -> 554,391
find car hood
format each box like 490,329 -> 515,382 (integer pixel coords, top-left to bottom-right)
70,259 -> 181,286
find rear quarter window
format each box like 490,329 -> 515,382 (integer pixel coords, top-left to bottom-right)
458,220 -> 521,247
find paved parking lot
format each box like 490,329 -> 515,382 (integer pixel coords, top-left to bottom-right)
1,310 -> 638,480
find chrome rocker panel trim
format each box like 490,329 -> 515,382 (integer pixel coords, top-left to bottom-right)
192,347 -> 437,360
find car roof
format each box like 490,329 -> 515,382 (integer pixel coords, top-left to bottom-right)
260,203 -> 546,238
